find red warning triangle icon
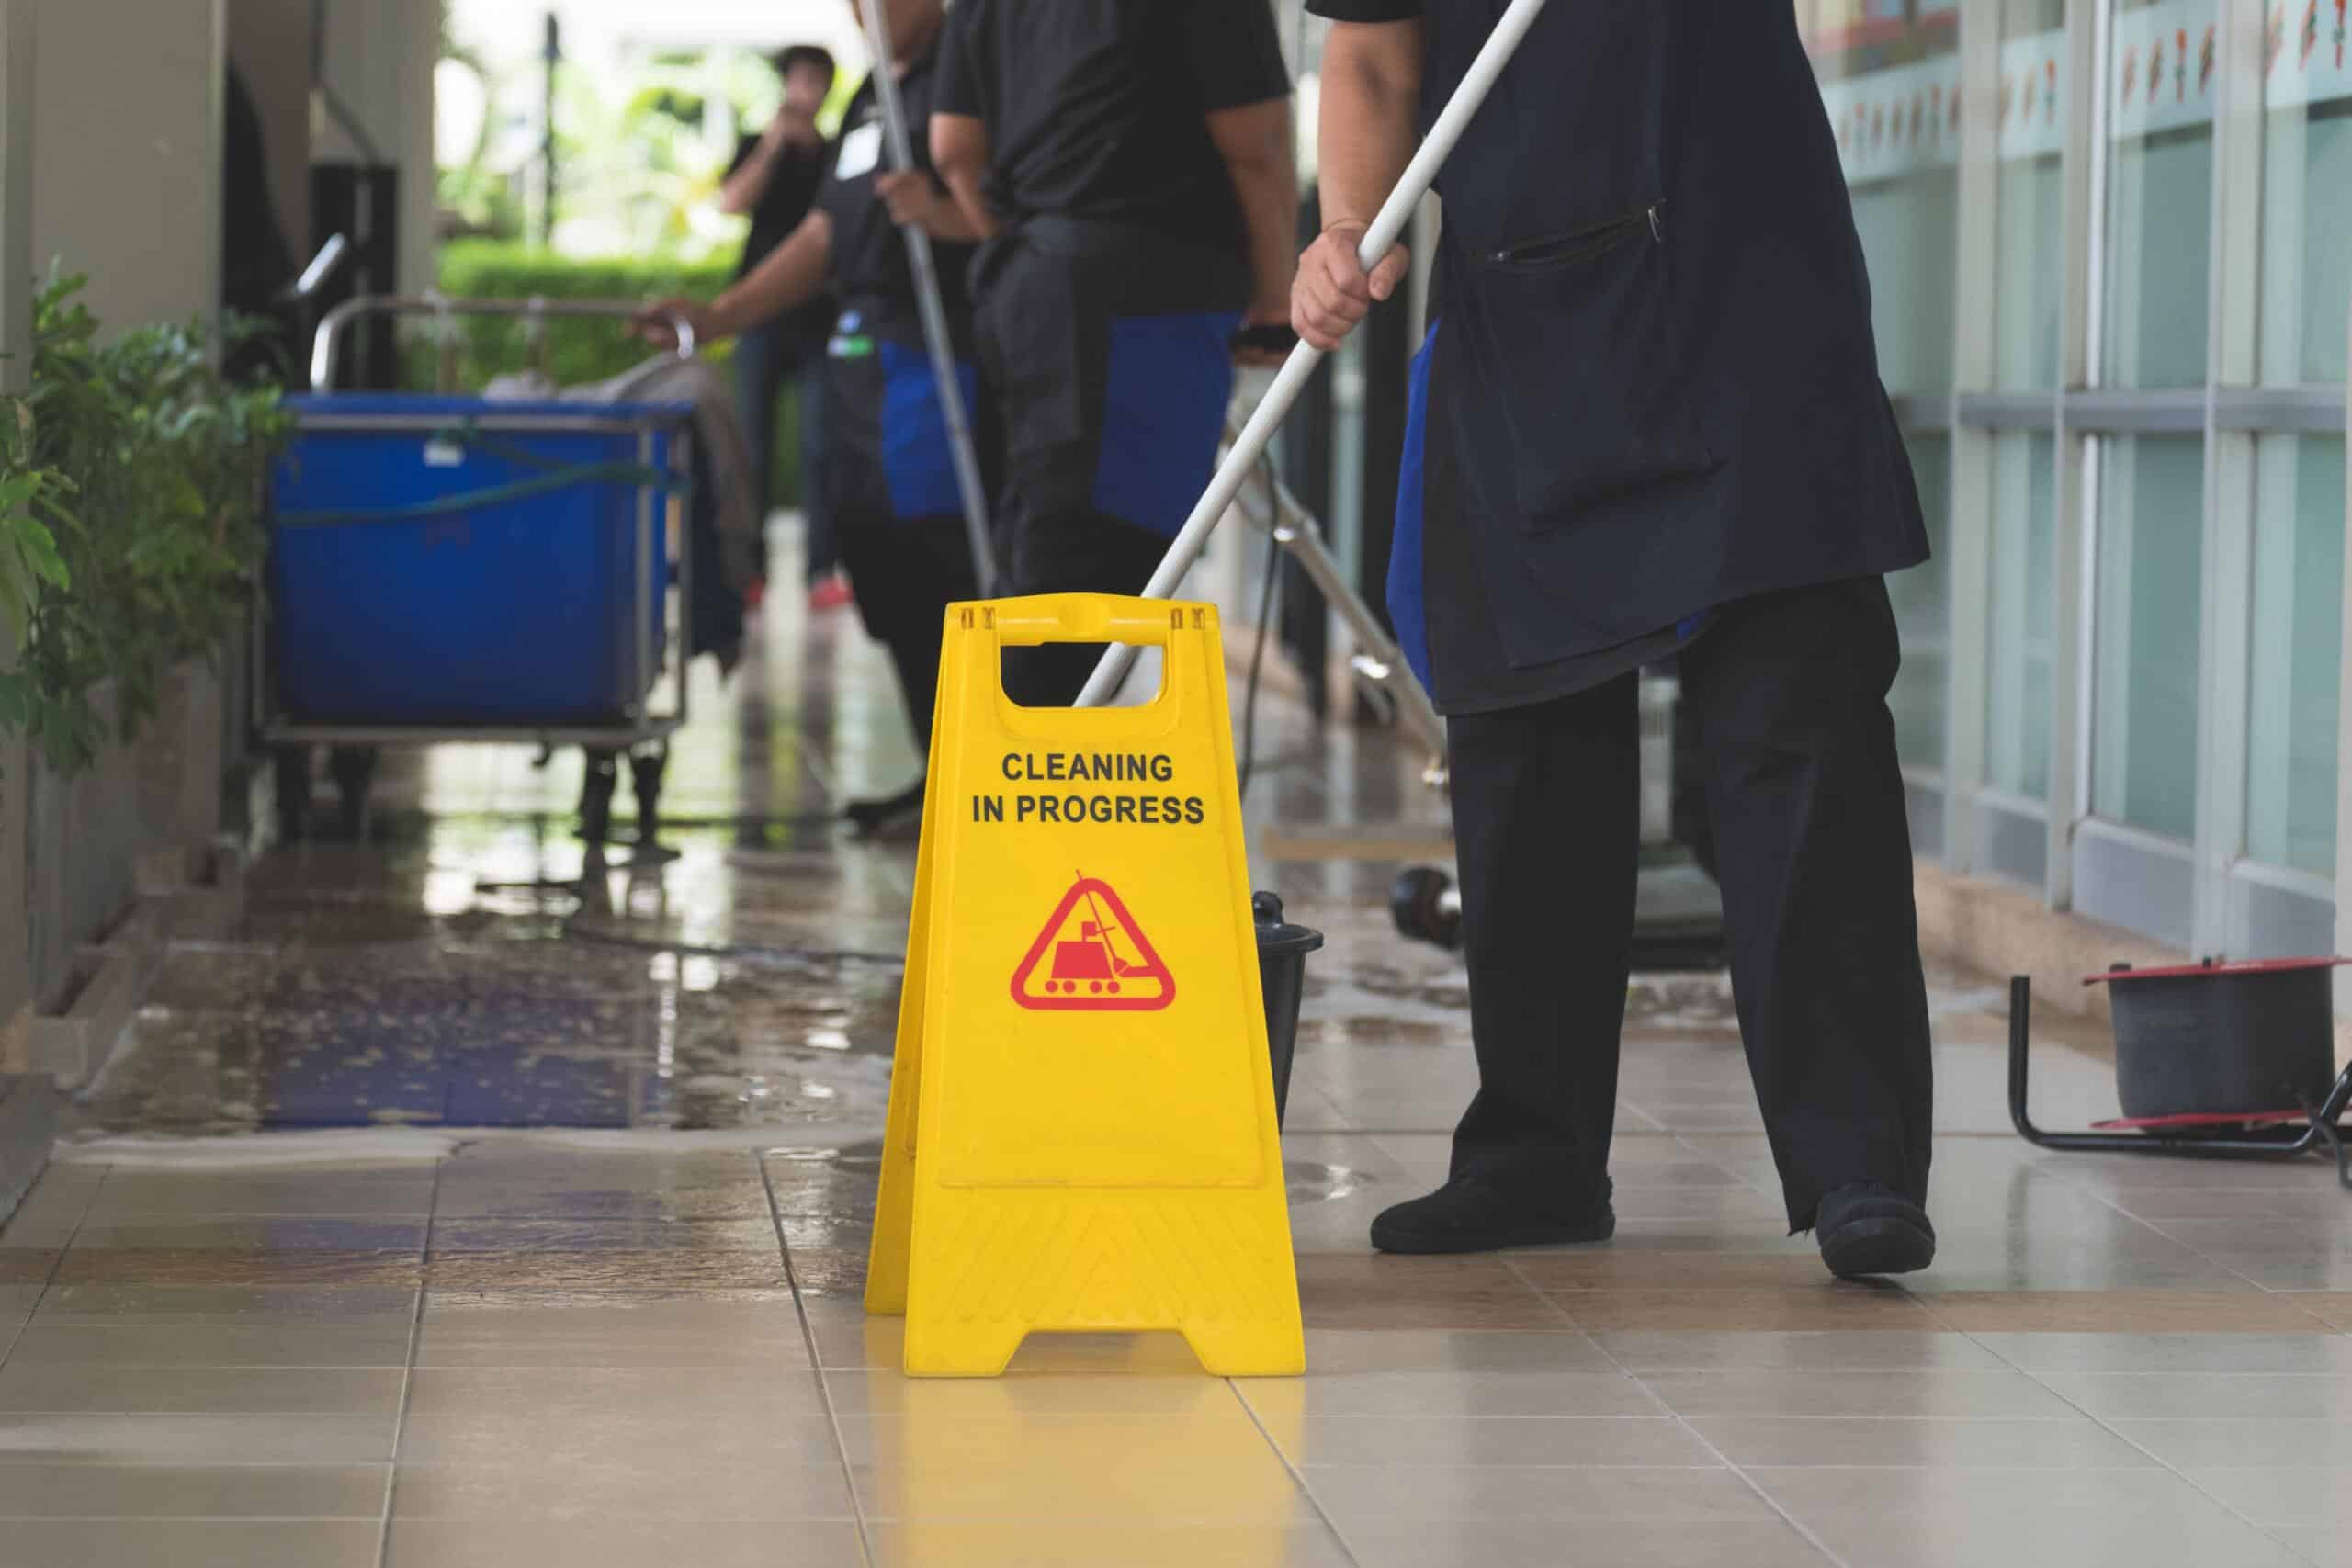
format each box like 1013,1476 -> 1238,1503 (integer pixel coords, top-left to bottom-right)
1010,875 -> 1175,1012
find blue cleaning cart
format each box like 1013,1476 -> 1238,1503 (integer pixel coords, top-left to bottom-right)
259,297 -> 701,840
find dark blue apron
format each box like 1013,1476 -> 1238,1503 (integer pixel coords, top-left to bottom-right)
826,310 -> 980,525
1411,2 -> 1927,671
973,216 -> 1246,539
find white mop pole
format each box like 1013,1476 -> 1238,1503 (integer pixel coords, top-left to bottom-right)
1075,0 -> 1552,708
859,1 -> 999,593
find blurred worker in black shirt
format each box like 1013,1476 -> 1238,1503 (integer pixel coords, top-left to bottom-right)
723,44 -> 847,608
930,0 -> 1296,705
641,0 -> 989,837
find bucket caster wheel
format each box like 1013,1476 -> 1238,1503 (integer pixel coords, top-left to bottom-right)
1390,866 -> 1463,952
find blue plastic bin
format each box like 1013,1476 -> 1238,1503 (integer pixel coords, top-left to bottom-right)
269,395 -> 693,728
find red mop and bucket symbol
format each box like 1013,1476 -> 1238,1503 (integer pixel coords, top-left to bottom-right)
1011,874 -> 1175,1012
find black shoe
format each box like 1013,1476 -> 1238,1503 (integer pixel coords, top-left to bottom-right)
843,781 -> 924,838
1369,1176 -> 1615,1256
1815,1184 -> 1936,1280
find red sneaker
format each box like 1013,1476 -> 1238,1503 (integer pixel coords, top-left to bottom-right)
808,576 -> 854,612
745,577 -> 768,611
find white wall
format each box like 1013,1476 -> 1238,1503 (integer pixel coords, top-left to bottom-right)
1,0 -> 36,1025
30,0 -> 224,334
0,0 -> 32,391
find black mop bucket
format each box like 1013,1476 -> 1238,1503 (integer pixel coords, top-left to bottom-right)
1254,892 -> 1323,1127
2090,958 -> 2346,1123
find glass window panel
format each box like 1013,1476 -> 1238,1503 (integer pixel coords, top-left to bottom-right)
1805,4 -> 1959,786
2091,434 -> 2204,840
2245,434 -> 2346,877
1852,173 -> 1961,400
2101,0 -> 2219,390
1987,430 -> 2058,800
2257,32 -> 2352,385
1807,2 -> 1963,401
1890,433 -> 1951,771
1995,0 -> 2069,391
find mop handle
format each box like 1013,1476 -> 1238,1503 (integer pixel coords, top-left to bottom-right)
1075,0 -> 1552,709
859,6 -> 1001,594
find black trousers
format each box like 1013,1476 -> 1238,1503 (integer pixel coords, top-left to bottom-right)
996,491 -> 1170,708
1445,577 -> 1933,1231
830,463 -> 980,758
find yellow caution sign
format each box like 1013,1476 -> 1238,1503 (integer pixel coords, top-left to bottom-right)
865,595 -> 1304,1379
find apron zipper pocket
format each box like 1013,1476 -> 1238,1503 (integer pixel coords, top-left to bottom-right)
1483,203 -> 1665,273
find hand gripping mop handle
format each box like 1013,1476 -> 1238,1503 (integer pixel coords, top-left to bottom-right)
859,3 -> 999,594
1075,0 -> 1552,709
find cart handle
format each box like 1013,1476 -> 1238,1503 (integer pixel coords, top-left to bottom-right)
310,294 -> 698,390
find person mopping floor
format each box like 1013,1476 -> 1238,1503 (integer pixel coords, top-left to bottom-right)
640,0 -> 990,839
1295,2 -> 1939,1278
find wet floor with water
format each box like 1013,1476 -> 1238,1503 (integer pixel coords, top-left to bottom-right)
10,527 -> 2352,1567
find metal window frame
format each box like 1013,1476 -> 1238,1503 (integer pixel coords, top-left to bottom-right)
1947,389 -> 2351,432
2191,0 -> 2270,959
1939,0 -> 2002,876
2044,0 -> 2107,916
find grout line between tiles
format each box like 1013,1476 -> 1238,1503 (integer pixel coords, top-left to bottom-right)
1224,1379 -> 1369,1568
1505,1257 -> 1858,1568
1944,1318 -> 2327,1567
0,1512 -> 384,1522
2067,1184 -> 2291,1296
1668,1134 -> 1785,1201
761,1148 -> 876,1568
370,1158 -> 441,1568
6,1165 -> 110,1368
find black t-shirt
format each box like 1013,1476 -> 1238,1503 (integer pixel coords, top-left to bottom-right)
934,0 -> 1291,252
816,50 -> 978,347
730,134 -> 829,276
729,133 -> 836,355
1306,0 -> 1418,17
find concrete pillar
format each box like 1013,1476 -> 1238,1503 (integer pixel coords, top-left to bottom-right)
30,0 -> 225,334
0,0 -> 36,1028
0,3 -> 29,380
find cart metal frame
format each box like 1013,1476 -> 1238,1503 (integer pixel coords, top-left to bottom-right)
2007,975 -> 2352,1189
258,298 -> 699,759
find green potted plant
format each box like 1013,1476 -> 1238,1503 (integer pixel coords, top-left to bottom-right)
7,274 -> 290,774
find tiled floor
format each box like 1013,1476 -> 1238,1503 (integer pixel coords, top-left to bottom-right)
4,525 -> 2350,1566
